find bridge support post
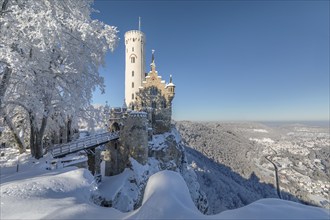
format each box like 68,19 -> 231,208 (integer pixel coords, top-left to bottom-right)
95,147 -> 102,177
104,140 -> 128,176
87,147 -> 102,179
87,148 -> 96,175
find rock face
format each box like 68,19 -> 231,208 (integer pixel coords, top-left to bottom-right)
181,164 -> 209,213
149,132 -> 184,171
97,127 -> 209,214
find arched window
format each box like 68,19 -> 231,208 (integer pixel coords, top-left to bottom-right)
132,82 -> 134,88
132,47 -> 134,52
150,87 -> 158,95
132,71 -> 134,77
110,122 -> 120,132
152,101 -> 156,109
132,93 -> 134,100
131,57 -> 135,63
162,100 -> 167,108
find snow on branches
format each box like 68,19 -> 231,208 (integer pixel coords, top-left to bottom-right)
0,0 -> 118,158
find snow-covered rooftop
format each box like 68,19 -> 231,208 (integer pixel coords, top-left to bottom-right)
166,82 -> 175,87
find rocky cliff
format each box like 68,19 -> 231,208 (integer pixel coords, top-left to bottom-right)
95,126 -> 209,213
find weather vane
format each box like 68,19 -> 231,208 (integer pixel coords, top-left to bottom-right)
152,49 -> 155,63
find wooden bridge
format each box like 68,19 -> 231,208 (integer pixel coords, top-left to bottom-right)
50,131 -> 119,158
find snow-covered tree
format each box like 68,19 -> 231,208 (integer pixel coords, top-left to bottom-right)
78,103 -> 111,132
0,0 -> 118,158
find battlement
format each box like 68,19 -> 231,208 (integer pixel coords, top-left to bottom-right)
125,30 -> 145,45
125,30 -> 145,37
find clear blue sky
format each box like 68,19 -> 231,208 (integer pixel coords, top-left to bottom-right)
91,0 -> 329,121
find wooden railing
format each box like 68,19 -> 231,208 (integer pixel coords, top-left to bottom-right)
50,131 -> 119,158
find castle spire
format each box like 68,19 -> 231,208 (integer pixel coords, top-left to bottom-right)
139,17 -> 141,31
150,49 -> 156,70
151,49 -> 155,63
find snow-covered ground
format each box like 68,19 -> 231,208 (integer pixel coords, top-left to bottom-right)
0,148 -> 329,219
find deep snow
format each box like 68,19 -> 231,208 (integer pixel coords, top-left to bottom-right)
0,149 -> 329,219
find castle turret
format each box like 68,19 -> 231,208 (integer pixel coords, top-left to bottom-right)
166,74 -> 175,102
125,27 -> 145,109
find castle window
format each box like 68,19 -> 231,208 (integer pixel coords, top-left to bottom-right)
132,47 -> 134,52
131,57 -> 135,63
150,87 -> 158,95
132,82 -> 134,88
132,93 -> 134,100
152,101 -> 156,109
132,71 -> 134,77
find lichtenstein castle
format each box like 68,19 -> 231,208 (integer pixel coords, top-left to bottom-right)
103,23 -> 176,176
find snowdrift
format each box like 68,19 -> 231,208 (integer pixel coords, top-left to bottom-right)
130,171 -> 205,219
1,168 -> 329,219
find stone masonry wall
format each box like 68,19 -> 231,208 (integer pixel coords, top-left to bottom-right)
121,112 -> 148,165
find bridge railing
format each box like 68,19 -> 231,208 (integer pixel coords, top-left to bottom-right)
51,131 -> 119,157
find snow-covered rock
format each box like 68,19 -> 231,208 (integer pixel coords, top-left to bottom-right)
133,170 -> 205,219
149,130 -> 184,171
99,158 -> 161,212
95,127 -> 208,213
1,166 -> 328,219
181,163 -> 209,213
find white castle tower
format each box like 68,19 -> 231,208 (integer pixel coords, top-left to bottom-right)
125,18 -> 145,109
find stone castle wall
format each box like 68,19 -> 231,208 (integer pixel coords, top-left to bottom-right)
121,112 -> 148,165
104,110 -> 149,176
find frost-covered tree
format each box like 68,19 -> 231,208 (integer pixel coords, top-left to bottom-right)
78,103 -> 111,132
0,0 -> 118,158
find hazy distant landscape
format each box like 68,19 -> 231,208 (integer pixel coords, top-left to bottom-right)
175,121 -> 330,214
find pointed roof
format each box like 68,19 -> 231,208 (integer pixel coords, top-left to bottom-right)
167,74 -> 175,87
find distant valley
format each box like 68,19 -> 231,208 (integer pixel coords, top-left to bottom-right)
175,121 -> 330,214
